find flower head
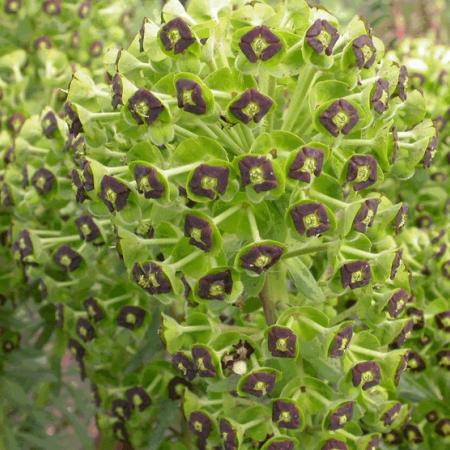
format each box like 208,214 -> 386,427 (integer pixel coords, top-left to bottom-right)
188,411 -> 212,441
329,324 -> 353,358
265,439 -> 296,450
352,361 -> 381,390
403,424 -> 423,444
347,155 -> 378,191
240,244 -> 284,274
394,353 -> 408,385
406,351 -> 426,372
53,245 -> 82,272
134,164 -> 165,199
42,0 -> 61,16
189,164 -> 229,199
394,204 -> 408,234
319,99 -> 359,136
290,202 -> 329,236
352,35 -> 377,69
78,1 -> 91,18
160,18 -> 196,55
389,320 -> 413,349
435,311 -> 450,332
76,318 -> 96,342
239,25 -> 282,63
116,305 -> 146,330
230,89 -> 273,123
272,400 -> 301,429
268,326 -> 297,358
125,387 -> 151,412
68,338 -> 85,362
353,199 -> 380,232
197,270 -> 233,300
321,439 -> 348,450
239,155 -> 277,192
192,345 -> 217,377
422,136 -> 438,168
436,350 -> 450,370
34,36 -> 52,50
328,401 -> 354,430
390,250 -> 403,279
221,340 -> 254,374
288,146 -> 324,183
441,260 -> 450,279
128,89 -> 164,125
176,79 -> 207,115
371,79 -> 390,113
132,261 -> 172,294
31,168 -> 56,195
172,352 -> 197,381
167,376 -> 192,400
426,411 -> 438,423
12,230 -> 33,262
383,430 -> 402,445
42,111 -> 58,138
112,399 -> 132,421
184,214 -> 213,252
241,370 -> 276,397
99,175 -> 130,213
64,102 -> 83,136
341,261 -> 371,289
5,0 -> 21,14
75,215 -> 101,242
83,297 -> 105,322
112,73 -> 123,109
435,418 -> 450,437
112,421 -> 129,442
219,418 -> 238,450
386,289 -> 409,318
383,402 -> 401,426
406,307 -> 424,330
305,19 -> 339,56
396,65 -> 408,101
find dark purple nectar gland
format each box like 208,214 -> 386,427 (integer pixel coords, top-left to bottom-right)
184,215 -> 213,252
266,439 -> 296,450
113,421 -> 129,442
288,146 -> 324,183
406,307 -> 424,330
126,387 -> 151,412
64,102 -> 83,136
42,0 -> 61,15
192,346 -> 217,378
352,35 -> 377,69
371,79 -> 390,113
160,18 -> 196,55
268,326 -> 297,358
341,261 -> 371,289
54,245 -> 82,272
347,155 -> 378,191
396,65 -> 408,101
133,165 -> 165,199
290,202 -> 329,237
5,0 -> 21,14
403,424 -> 423,444
272,400 -> 301,429
305,19 -> 339,56
319,100 -> 359,137
406,350 -> 426,372
242,371 -> 276,397
383,403 -> 401,426
239,155 -> 277,192
31,168 -> 56,195
435,418 -> 450,437
435,311 -> 450,332
7,112 -> 25,135
329,324 -> 353,358
240,244 -> 284,274
219,418 -> 238,450
188,411 -> 212,441
176,79 -> 207,115
75,215 -> 101,242
189,164 -> 229,199
321,439 -> 348,450
89,41 -> 103,58
422,136 -> 438,168
168,376 -> 192,400
111,73 -> 123,109
34,36 -> 52,50
116,305 -> 146,330
112,399 -> 132,421
436,350 -> 450,370
83,297 -> 105,322
68,338 -> 85,362
394,203 -> 408,234
389,320 -> 414,349
198,270 -> 233,300
99,175 -> 130,213
42,111 -> 58,138
76,317 -> 96,343
172,352 -> 197,381
329,401 -> 354,430
132,261 -> 172,294
239,25 -> 282,63
353,199 -> 380,233
352,361 -> 381,390
386,289 -> 409,318
12,230 -> 33,262
128,89 -> 164,126
230,89 -> 273,124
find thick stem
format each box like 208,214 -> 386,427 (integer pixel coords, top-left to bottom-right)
247,208 -> 261,242
284,242 -> 336,259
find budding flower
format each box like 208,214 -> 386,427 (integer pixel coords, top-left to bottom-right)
395,65 -> 408,101
305,19 -> 339,56
352,35 -> 377,69
230,89 -> 273,124
383,402 -> 401,426
390,250 -> 403,279
240,243 -> 284,274
422,136 -> 438,168
111,73 -> 123,109
272,400 -> 301,429
192,345 -> 217,377
371,79 -> 390,113
189,164 -> 229,200
116,305 -> 146,330
389,320 -> 413,349
329,324 -> 353,358
99,175 -> 130,213
128,89 -> 164,125
352,361 -> 381,390
197,269 -> 233,300
288,146 -> 324,183
53,245 -> 83,272
267,326 -> 298,358
340,261 -> 371,289
160,18 -> 196,55
41,111 -> 58,138
319,100 -> 359,136
239,25 -> 282,63
347,155 -> 378,191
290,202 -> 330,237
394,203 -> 408,234
64,102 -> 83,136
386,289 -> 409,318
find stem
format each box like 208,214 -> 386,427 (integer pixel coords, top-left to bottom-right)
107,165 -> 129,175
29,229 -> 62,236
181,325 -> 211,333
297,316 -> 327,333
102,293 -> 133,305
310,190 -> 348,209
164,162 -> 199,177
90,112 -> 121,120
283,242 -> 335,259
349,344 -> 387,359
174,124 -> 198,139
210,124 -> 243,155
41,235 -> 80,246
259,276 -> 275,325
147,375 -> 163,393
340,245 -> 378,260
138,237 -> 179,246
241,419 -> 266,432
213,204 -> 242,225
211,89 -> 231,99
247,208 -> 261,242
308,389 -> 331,407
171,250 -> 203,270
29,145 -> 49,154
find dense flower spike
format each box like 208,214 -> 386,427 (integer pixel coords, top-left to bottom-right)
319,100 -> 359,136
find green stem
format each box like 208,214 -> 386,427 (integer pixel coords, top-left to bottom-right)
283,242 -> 335,259
340,245 -> 379,260
349,344 -> 387,359
247,208 -> 261,242
310,189 -> 348,208
171,250 -> 203,270
90,112 -> 121,120
298,315 -> 327,333
164,162 -> 199,177
213,204 -> 242,224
